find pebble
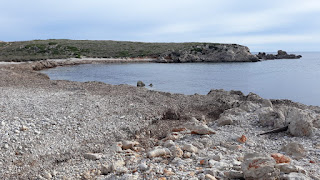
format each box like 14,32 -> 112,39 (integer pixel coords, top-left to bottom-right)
182,144 -> 198,153
83,153 -> 102,160
139,163 -> 148,171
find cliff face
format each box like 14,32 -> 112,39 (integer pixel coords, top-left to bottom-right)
156,44 -> 259,63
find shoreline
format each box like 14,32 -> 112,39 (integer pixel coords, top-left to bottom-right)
0,61 -> 319,179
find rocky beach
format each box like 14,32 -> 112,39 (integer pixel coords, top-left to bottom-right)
0,60 -> 319,180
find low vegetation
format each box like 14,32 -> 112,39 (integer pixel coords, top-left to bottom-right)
0,39 -> 223,62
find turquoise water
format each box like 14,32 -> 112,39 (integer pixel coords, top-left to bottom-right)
42,52 -> 320,106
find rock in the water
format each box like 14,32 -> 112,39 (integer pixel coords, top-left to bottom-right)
241,153 -> 280,180
282,142 -> 306,159
257,50 -> 302,60
137,81 -> 145,87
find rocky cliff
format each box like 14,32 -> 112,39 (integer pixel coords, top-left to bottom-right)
156,44 -> 259,63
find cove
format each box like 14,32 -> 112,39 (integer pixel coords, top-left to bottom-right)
42,52 -> 320,106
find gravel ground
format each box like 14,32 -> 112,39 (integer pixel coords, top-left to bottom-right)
0,61 -> 319,179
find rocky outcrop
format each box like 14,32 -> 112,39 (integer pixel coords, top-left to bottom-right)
257,50 -> 302,60
156,44 -> 259,63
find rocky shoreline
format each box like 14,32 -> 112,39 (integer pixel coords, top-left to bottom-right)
257,50 -> 302,60
0,61 -> 319,179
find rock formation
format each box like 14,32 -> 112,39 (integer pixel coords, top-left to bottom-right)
257,50 -> 302,60
156,44 -> 259,63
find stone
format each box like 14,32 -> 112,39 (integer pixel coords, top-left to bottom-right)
182,144 -> 198,153
163,140 -> 175,148
216,108 -> 247,126
139,163 -> 148,171
20,125 -> 28,131
101,160 -> 127,175
275,163 -> 306,174
258,107 -> 286,128
205,174 -> 217,180
238,135 -> 247,143
271,153 -> 291,164
122,140 -> 139,150
163,169 -> 175,176
281,172 -> 310,180
287,108 -> 314,137
190,124 -> 215,135
282,142 -> 306,159
112,142 -> 123,152
147,148 -> 170,158
241,153 -> 280,180
42,171 -> 52,179
137,81 -> 145,87
83,153 -> 102,160
183,152 -> 192,158
170,145 -> 183,158
224,170 -> 244,179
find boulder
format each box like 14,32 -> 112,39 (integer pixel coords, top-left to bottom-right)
147,148 -> 171,158
137,81 -> 145,87
281,172 -> 310,180
241,153 -> 280,180
286,108 -> 314,137
282,142 -> 306,159
257,107 -> 286,128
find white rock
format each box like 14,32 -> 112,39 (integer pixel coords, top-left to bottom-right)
147,148 -> 170,158
205,174 -> 217,180
164,140 -> 175,148
182,144 -> 198,153
241,152 -> 280,180
3,144 -> 9,149
83,153 -> 102,160
112,142 -> 123,152
139,163 -> 148,171
287,108 -> 314,137
275,163 -> 306,174
183,152 -> 192,158
281,172 -> 311,180
282,142 -> 306,159
170,145 -> 183,158
257,107 -> 286,128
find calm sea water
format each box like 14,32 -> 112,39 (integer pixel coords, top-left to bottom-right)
42,52 -> 320,106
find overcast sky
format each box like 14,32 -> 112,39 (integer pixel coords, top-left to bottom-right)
1,0 -> 320,51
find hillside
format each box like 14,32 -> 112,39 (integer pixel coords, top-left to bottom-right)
0,39 -> 258,62
0,39 -> 217,62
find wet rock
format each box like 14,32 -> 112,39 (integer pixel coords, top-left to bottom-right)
282,142 -> 306,159
147,148 -> 170,158
136,81 -> 145,87
241,152 -> 280,180
83,153 -> 102,160
182,144 -> 198,153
